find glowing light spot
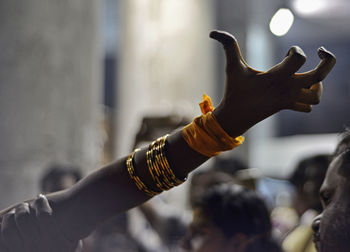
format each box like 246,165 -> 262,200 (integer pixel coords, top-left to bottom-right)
292,0 -> 326,16
269,8 -> 295,37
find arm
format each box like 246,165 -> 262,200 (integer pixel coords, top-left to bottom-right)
0,31 -> 336,251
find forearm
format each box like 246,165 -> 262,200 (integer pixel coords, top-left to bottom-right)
47,130 -> 208,241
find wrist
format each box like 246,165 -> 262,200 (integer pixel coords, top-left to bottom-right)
213,104 -> 246,138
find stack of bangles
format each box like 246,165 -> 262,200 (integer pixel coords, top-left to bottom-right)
126,94 -> 244,197
126,134 -> 185,197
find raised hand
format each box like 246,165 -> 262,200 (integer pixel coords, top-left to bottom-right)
210,30 -> 336,137
0,30 -> 337,252
0,195 -> 79,252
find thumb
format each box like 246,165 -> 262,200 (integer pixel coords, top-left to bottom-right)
209,30 -> 246,69
32,194 -> 53,218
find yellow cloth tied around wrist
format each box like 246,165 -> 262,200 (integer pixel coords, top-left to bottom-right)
182,94 -> 244,157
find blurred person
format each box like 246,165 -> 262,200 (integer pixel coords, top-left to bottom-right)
133,114 -> 246,251
182,184 -> 282,252
40,164 -> 82,194
81,213 -> 147,252
130,115 -> 190,252
212,157 -> 261,191
138,169 -> 236,251
289,154 -> 331,217
132,115 -> 190,151
211,157 -> 248,175
282,154 -> 330,252
0,30 -> 336,252
188,168 -> 237,208
233,168 -> 261,191
137,150 -> 252,251
270,189 -> 299,242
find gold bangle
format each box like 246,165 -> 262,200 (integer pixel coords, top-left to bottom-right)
152,137 -> 175,189
146,135 -> 186,191
147,140 -> 173,190
147,144 -> 167,191
158,135 -> 186,185
153,138 -> 175,187
126,149 -> 160,197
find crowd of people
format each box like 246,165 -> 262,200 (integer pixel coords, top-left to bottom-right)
0,29 -> 345,252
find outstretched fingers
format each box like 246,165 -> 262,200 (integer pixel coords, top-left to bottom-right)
296,82 -> 323,105
294,47 -> 336,88
209,30 -> 246,70
267,46 -> 306,77
288,82 -> 323,112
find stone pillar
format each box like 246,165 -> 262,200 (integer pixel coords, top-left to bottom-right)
116,0 -> 215,156
0,1 -> 102,209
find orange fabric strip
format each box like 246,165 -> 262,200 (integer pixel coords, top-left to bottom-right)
199,94 -> 215,114
182,112 -> 244,157
183,93 -> 244,157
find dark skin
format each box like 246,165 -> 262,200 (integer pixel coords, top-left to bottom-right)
312,151 -> 350,252
0,30 -> 336,251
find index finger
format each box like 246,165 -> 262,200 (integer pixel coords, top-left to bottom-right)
267,46 -> 306,78
294,47 -> 336,88
209,30 -> 247,70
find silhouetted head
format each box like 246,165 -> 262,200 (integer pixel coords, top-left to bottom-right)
188,170 -> 235,208
183,184 -> 281,252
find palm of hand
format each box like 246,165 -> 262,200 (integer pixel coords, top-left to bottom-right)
210,30 -> 336,137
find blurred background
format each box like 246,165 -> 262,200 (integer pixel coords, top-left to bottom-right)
0,0 -> 349,216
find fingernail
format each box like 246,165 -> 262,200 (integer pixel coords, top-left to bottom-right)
209,30 -> 217,39
318,46 -> 332,59
209,30 -> 236,47
294,46 -> 306,57
287,46 -> 305,58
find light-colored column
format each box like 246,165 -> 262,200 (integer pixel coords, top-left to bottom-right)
116,0 -> 215,156
0,1 -> 103,209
